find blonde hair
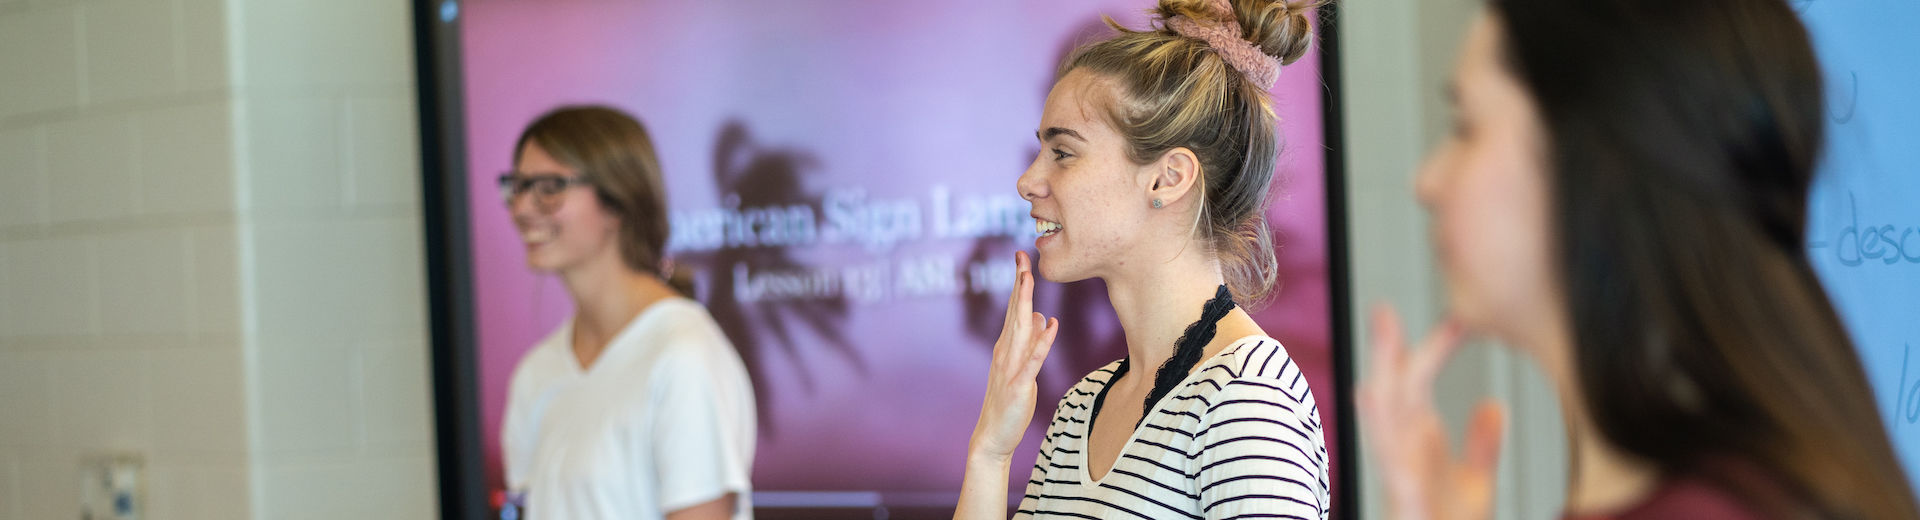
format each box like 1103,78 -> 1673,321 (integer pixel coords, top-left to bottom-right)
1065,0 -> 1319,304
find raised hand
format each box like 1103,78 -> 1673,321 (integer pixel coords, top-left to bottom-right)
968,251 -> 1061,463
1356,305 -> 1505,520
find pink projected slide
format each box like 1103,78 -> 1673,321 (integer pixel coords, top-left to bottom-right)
458,1 -> 1341,517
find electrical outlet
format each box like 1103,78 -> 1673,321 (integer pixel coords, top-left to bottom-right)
79,453 -> 142,520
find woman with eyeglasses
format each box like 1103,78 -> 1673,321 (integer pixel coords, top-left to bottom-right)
497,105 -> 756,520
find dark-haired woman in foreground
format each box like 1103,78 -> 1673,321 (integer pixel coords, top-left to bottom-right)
1359,1 -> 1920,519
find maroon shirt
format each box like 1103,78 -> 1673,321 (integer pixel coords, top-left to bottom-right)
1563,459 -> 1801,520
1562,475 -> 1774,520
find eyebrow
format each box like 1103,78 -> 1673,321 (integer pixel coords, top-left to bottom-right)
1036,127 -> 1086,143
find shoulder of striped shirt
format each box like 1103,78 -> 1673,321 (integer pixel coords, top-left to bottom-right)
1189,337 -> 1318,415
1058,358 -> 1126,400
1212,336 -> 1298,382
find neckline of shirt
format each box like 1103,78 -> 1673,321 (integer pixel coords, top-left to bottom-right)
561,296 -> 695,375
1077,334 -> 1270,488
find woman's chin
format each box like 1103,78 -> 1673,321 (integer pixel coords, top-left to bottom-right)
1443,292 -> 1510,343
1033,257 -> 1088,285
524,252 -> 568,274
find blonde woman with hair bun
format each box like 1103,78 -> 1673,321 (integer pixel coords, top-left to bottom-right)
955,1 -> 1330,518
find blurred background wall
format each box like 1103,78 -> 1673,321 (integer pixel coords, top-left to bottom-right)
0,0 -> 436,518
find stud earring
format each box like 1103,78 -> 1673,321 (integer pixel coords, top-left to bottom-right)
1151,199 -> 1164,209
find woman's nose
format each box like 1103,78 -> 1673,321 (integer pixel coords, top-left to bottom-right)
1017,161 -> 1047,201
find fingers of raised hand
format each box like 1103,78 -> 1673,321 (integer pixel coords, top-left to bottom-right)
994,253 -> 1033,367
1407,318 -> 1465,394
1000,252 -> 1028,335
1366,305 -> 1470,411
1015,256 -> 1035,330
1366,305 -> 1407,401
1014,316 -> 1058,381
1463,399 -> 1506,476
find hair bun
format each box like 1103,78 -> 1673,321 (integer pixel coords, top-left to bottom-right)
1161,0 -> 1319,66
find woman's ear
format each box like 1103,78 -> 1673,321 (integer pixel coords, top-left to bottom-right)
1149,148 -> 1203,208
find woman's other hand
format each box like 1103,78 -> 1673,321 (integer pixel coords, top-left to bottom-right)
1357,305 -> 1505,520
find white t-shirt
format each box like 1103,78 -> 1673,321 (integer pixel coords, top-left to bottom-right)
502,297 -> 756,520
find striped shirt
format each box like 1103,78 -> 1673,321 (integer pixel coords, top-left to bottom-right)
1014,336 -> 1329,520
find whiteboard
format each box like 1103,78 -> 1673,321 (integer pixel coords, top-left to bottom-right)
1797,0 -> 1920,493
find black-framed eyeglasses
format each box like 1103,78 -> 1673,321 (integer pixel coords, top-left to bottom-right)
497,172 -> 589,212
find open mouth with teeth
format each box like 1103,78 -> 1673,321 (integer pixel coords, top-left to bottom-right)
1035,219 -> 1062,237
522,227 -> 556,245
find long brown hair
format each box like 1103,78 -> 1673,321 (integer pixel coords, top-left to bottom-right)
1489,0 -> 1919,517
515,105 -> 693,295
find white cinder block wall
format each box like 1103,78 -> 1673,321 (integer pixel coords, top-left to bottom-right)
0,0 -> 437,518
233,0 -> 435,517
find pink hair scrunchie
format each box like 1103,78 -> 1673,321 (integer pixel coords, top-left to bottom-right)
1165,0 -> 1282,90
